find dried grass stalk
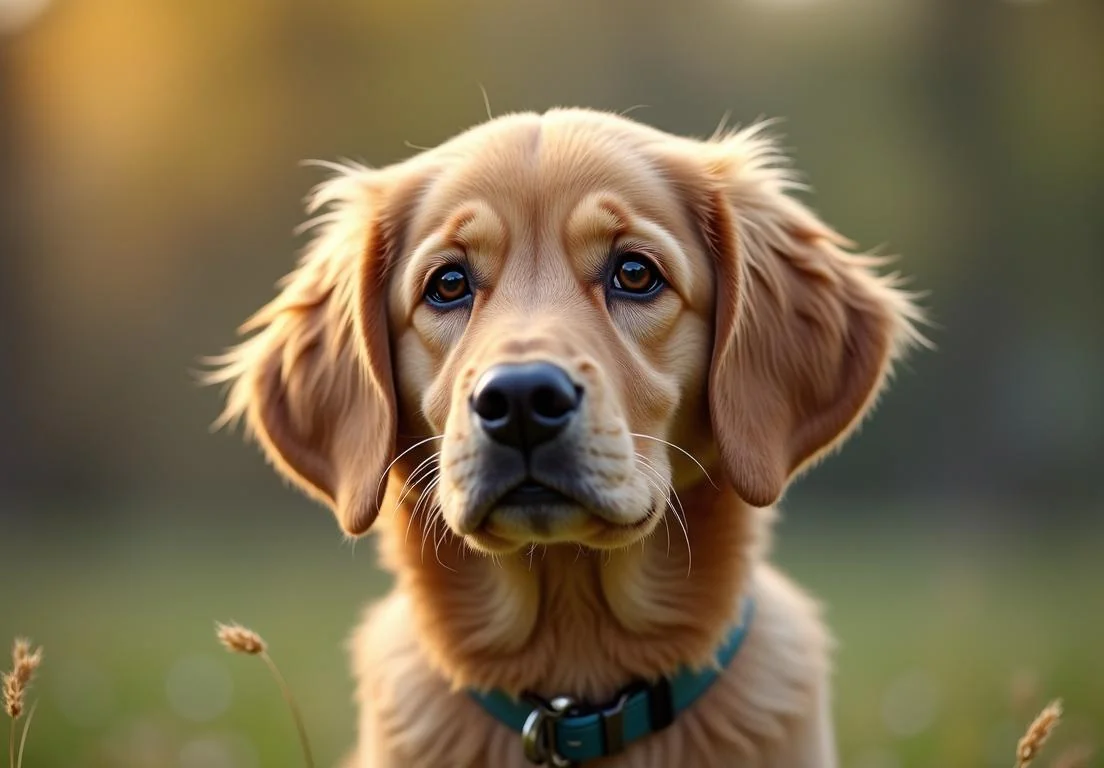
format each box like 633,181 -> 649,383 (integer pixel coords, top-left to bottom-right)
216,622 -> 315,768
15,701 -> 38,768
1015,698 -> 1062,768
4,638 -> 43,768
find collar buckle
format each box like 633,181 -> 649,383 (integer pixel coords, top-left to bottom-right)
521,694 -> 577,767
597,687 -> 632,755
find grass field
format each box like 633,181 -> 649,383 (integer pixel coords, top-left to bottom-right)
2,499 -> 1101,767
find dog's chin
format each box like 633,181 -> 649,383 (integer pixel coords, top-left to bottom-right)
458,501 -> 661,555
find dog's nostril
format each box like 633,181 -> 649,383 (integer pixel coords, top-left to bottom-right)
471,362 -> 582,451
473,388 -> 510,422
531,385 -> 575,421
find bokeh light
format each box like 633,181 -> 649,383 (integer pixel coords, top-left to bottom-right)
0,0 -> 49,34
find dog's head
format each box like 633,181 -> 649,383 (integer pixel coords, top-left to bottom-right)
210,109 -> 922,553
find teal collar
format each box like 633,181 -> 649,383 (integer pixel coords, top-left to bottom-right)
468,596 -> 755,766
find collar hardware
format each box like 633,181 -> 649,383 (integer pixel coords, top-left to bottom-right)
599,688 -> 629,755
469,596 -> 756,766
521,694 -> 577,767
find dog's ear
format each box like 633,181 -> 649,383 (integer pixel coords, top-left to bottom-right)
665,127 -> 925,507
206,164 -> 418,535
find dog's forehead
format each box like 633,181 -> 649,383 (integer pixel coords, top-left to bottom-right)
407,112 -> 687,246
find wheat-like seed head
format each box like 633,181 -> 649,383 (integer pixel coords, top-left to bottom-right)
11,641 -> 42,686
3,638 -> 43,720
1015,698 -> 1063,767
2,671 -> 22,719
216,623 -> 268,655
214,621 -> 315,767
12,639 -> 30,665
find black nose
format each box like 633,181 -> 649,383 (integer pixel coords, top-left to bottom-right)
471,363 -> 582,452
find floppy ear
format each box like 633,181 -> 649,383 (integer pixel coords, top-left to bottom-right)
206,165 -> 404,535
689,127 -> 925,507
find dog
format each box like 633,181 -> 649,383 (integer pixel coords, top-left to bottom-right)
209,108 -> 923,767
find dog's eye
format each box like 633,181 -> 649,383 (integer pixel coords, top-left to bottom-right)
425,266 -> 472,306
611,254 -> 664,296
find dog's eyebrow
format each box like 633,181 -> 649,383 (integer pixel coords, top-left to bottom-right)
565,195 -> 693,294
442,202 -> 507,254
565,196 -> 626,247
396,202 -> 509,318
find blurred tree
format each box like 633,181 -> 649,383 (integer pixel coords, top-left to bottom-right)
917,0 -> 1011,499
0,0 -> 1101,517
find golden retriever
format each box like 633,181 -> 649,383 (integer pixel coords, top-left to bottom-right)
209,108 -> 922,767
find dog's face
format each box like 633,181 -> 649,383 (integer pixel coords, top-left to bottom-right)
389,118 -> 717,552
210,109 -> 920,553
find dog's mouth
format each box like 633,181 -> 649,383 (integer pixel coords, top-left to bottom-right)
497,480 -> 574,507
457,476 -> 660,552
465,478 -> 597,547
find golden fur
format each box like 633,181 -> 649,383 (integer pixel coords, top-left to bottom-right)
209,108 -> 923,767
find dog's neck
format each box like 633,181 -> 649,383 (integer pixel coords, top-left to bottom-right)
374,476 -> 759,703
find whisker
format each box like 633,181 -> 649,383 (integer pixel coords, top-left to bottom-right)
632,461 -> 671,557
396,451 -> 439,496
415,498 -> 432,558
404,497 -> 421,545
395,454 -> 441,510
373,435 -> 445,508
415,476 -> 441,526
635,454 -> 690,531
661,512 -> 671,557
629,433 -> 717,489
417,478 -> 442,562
639,471 -> 676,556
668,502 -> 691,577
432,505 -> 456,573
403,468 -> 440,544
634,454 -> 692,576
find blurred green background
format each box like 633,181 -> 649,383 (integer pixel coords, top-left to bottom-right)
0,0 -> 1101,766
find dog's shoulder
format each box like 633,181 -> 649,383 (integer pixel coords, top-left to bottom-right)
349,593 -> 510,767
677,562 -> 833,765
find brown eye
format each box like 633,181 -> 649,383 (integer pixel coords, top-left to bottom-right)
425,266 -> 471,306
611,254 -> 663,296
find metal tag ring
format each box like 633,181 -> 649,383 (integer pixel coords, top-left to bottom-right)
520,695 -> 577,767
521,707 -> 551,764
